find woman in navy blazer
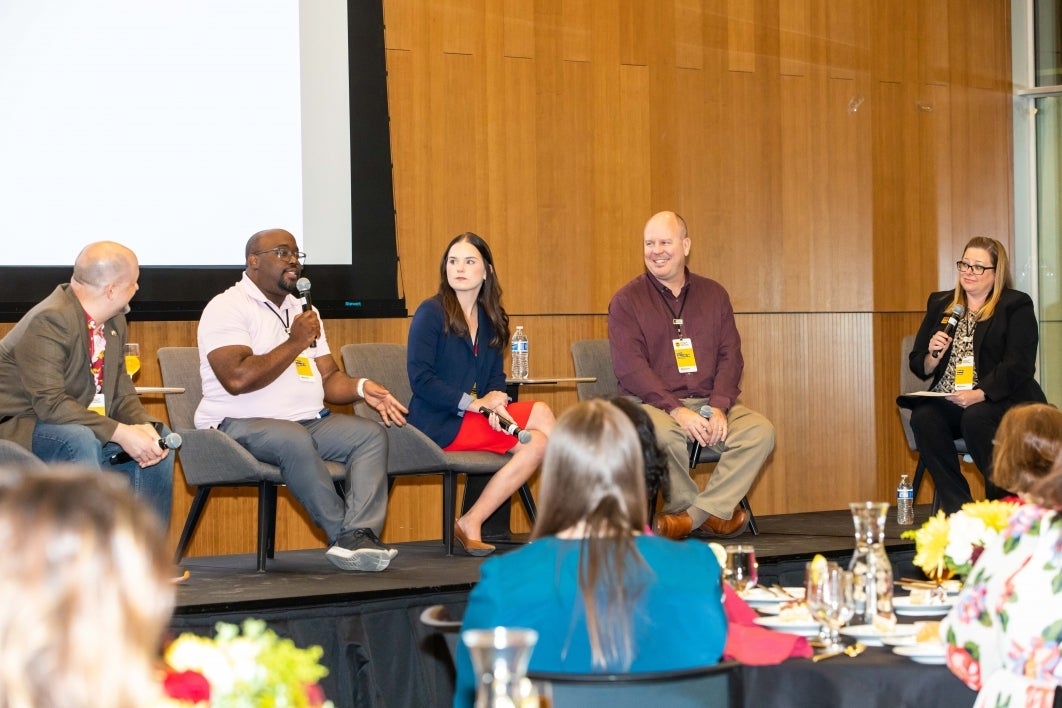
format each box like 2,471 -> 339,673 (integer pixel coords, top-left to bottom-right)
903,237 -> 1046,513
407,233 -> 555,555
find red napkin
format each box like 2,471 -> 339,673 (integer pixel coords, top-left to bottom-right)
721,583 -> 813,664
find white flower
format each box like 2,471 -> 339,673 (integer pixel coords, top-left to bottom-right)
944,511 -> 989,567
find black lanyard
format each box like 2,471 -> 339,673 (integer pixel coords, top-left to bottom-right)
264,303 -> 291,334
655,283 -> 690,338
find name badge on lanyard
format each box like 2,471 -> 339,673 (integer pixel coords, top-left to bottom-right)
88,392 -> 106,415
673,338 -> 698,373
954,355 -> 974,391
294,355 -> 316,381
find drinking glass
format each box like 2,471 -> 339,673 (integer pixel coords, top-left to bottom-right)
123,343 -> 141,378
725,544 -> 758,592
805,562 -> 855,653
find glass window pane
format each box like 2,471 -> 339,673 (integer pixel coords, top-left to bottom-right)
1036,95 -> 1061,403
1035,0 -> 1062,86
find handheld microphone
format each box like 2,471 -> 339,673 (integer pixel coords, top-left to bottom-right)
295,277 -> 317,348
931,304 -> 965,358
109,422 -> 182,465
478,408 -> 533,444
699,405 -> 714,419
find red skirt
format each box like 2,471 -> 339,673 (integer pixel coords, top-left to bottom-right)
443,401 -> 536,454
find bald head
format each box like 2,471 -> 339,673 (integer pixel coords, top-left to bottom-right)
642,211 -> 690,292
245,229 -> 295,261
71,241 -> 138,290
644,211 -> 688,240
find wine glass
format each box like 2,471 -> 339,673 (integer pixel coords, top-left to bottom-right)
123,343 -> 141,378
725,544 -> 759,593
805,562 -> 855,653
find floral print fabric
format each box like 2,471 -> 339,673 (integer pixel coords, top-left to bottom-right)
942,505 -> 1062,707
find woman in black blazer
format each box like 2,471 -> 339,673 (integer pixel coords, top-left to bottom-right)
903,237 -> 1047,513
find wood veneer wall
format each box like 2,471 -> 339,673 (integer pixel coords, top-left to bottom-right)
2,0 -> 1006,555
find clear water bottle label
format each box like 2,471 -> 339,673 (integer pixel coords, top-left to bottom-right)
897,489 -> 913,500
511,342 -> 528,352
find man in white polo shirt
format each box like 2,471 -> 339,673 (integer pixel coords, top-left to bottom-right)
196,228 -> 408,571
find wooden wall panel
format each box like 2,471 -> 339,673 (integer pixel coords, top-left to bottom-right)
0,0 -> 1015,558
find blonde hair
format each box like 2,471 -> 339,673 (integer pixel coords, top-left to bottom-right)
992,404 -> 1062,509
949,236 -> 1011,321
0,466 -> 175,708
533,400 -> 649,671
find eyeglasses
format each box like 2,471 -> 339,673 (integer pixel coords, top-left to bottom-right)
956,261 -> 994,276
253,247 -> 306,262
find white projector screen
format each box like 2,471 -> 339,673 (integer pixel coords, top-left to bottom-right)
0,0 -> 401,319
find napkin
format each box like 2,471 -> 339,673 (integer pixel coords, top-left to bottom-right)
722,584 -> 813,665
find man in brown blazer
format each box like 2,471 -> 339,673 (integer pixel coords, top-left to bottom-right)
0,242 -> 173,523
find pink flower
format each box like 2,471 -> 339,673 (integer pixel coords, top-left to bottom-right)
164,670 -> 211,703
946,645 -> 982,691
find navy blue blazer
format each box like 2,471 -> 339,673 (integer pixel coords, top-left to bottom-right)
908,288 -> 1046,407
406,297 -> 507,448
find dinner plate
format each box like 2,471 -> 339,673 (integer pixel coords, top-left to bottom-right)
839,624 -> 918,647
893,596 -> 954,617
739,587 -> 806,606
753,616 -> 821,637
892,643 -> 946,665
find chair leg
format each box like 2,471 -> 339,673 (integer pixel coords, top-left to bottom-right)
443,472 -> 458,556
518,484 -> 537,524
257,482 -> 279,573
174,486 -> 211,563
688,441 -> 702,469
740,496 -> 759,536
911,457 -> 942,516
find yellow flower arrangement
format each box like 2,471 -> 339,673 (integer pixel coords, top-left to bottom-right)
901,499 -> 1020,580
161,619 -> 334,708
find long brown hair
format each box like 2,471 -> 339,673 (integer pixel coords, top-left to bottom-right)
992,403 -> 1062,509
436,232 -> 510,348
949,236 -> 1011,321
532,400 -> 649,671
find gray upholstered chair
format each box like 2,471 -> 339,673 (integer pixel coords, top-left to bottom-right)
158,346 -> 346,571
528,662 -> 741,707
898,334 -> 968,514
0,440 -> 46,471
340,342 -> 536,555
570,339 -> 758,535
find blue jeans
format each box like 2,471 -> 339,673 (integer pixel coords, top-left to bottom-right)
31,422 -> 174,525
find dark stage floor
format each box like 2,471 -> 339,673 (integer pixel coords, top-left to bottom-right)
170,506 -> 929,707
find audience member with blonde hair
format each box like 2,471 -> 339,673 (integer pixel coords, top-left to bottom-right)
942,403 -> 1062,708
453,400 -> 726,708
0,465 -> 175,708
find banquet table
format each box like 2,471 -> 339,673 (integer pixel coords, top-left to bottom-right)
738,637 -> 976,708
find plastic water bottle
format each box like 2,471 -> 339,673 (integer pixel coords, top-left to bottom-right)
510,326 -> 528,380
896,474 -> 914,525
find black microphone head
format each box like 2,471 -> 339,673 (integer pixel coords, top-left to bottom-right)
296,277 -> 312,296
165,432 -> 183,450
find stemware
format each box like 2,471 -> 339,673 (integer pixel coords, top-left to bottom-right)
805,562 -> 855,653
724,544 -> 758,592
123,342 -> 141,378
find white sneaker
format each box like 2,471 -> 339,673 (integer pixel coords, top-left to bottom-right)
325,528 -> 397,572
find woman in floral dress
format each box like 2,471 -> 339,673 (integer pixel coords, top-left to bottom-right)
942,403 -> 1062,707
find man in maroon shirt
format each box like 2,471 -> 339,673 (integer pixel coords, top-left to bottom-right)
608,211 -> 775,539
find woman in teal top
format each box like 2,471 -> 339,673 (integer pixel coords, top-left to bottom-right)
454,400 -> 728,707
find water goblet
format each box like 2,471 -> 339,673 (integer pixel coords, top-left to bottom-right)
725,544 -> 758,593
805,562 -> 855,653
123,343 -> 141,378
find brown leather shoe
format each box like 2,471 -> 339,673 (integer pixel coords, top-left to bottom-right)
653,511 -> 694,540
697,506 -> 750,539
453,522 -> 495,557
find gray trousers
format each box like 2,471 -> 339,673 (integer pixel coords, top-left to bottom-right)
642,400 -> 775,520
219,412 -> 388,542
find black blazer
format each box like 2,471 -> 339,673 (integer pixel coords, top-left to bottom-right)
908,288 -> 1046,407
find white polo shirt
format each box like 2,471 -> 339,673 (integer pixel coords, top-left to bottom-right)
195,272 -> 330,429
